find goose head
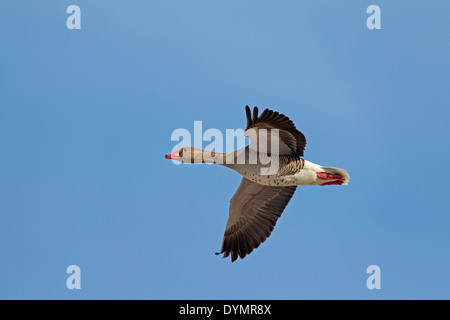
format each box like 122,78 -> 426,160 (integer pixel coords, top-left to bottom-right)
165,147 -> 206,163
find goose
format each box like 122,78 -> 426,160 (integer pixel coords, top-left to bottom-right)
165,106 -> 349,262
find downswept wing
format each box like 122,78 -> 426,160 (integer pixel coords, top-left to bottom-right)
220,178 -> 297,262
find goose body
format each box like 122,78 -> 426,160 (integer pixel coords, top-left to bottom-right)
165,106 -> 349,262
223,149 -> 349,187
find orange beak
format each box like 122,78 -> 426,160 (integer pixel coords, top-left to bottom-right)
165,151 -> 180,160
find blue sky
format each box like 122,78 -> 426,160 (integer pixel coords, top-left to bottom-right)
0,1 -> 449,299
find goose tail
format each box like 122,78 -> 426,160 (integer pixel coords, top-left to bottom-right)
320,167 -> 350,185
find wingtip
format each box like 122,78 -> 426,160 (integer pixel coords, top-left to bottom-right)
245,105 -> 252,129
252,106 -> 259,123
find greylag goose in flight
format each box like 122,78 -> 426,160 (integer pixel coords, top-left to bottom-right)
165,106 -> 349,262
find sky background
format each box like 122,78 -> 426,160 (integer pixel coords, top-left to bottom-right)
0,1 -> 449,299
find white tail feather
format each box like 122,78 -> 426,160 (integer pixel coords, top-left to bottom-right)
321,167 -> 350,185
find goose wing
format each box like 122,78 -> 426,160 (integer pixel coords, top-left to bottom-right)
220,177 -> 297,262
245,105 -> 307,156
